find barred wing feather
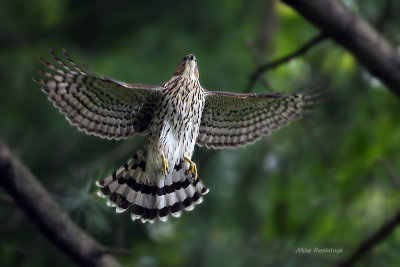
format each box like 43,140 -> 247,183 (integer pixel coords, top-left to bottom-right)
197,89 -> 320,149
34,50 -> 163,140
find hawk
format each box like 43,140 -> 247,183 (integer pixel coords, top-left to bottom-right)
34,50 -> 320,223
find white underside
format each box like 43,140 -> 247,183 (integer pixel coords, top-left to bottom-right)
144,81 -> 203,183
146,119 -> 196,177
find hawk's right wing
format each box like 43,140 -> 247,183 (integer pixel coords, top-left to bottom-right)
34,50 -> 163,140
197,88 -> 322,149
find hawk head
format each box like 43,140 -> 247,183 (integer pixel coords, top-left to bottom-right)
174,54 -> 199,80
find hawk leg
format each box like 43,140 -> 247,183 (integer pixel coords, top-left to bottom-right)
161,153 -> 169,175
184,156 -> 198,180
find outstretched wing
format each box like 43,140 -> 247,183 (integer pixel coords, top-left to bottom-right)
197,88 -> 321,149
34,50 -> 163,140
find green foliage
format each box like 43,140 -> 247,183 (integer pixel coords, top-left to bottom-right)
1,0 -> 400,266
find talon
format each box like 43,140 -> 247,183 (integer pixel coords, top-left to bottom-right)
161,153 -> 168,175
184,156 -> 198,180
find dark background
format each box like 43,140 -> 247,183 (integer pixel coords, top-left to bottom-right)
1,0 -> 400,266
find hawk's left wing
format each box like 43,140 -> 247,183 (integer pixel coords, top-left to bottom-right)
34,50 -> 163,140
197,89 -> 321,149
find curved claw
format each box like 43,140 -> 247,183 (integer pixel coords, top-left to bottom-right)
184,156 -> 198,180
161,153 -> 168,175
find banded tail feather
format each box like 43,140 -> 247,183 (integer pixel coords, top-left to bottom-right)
96,150 -> 209,223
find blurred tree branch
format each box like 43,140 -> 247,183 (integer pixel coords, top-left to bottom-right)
245,0 -> 278,92
245,39 -> 275,91
0,140 -> 120,267
0,194 -> 14,205
282,0 -> 400,97
379,158 -> 400,189
339,209 -> 400,266
102,247 -> 133,256
246,33 -> 328,92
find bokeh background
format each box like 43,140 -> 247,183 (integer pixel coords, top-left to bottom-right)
1,0 -> 400,266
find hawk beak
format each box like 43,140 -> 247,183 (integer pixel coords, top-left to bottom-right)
188,54 -> 196,61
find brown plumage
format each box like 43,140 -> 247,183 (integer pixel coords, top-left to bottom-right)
34,50 -> 322,223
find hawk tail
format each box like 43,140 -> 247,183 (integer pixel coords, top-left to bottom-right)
96,150 -> 209,223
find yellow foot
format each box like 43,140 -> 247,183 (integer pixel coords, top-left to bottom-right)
161,153 -> 169,175
184,156 -> 198,180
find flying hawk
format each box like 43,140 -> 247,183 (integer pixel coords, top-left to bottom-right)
34,50 -> 320,223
